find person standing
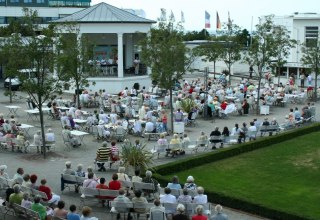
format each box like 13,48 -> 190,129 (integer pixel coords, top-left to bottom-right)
300,72 -> 305,88
307,74 -> 312,87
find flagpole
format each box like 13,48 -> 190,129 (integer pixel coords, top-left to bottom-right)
250,16 -> 253,45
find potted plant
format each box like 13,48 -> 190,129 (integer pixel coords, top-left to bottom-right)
180,98 -> 196,113
120,141 -> 154,176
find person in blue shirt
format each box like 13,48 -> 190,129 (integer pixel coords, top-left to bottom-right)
167,176 -> 182,190
67,204 -> 80,220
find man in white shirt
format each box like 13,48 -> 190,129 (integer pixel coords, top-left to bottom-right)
160,187 -> 177,203
247,122 -> 257,141
193,186 -> 208,204
145,119 -> 155,133
160,187 -> 177,214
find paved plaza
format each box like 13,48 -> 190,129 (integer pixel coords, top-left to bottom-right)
0,78 -> 318,220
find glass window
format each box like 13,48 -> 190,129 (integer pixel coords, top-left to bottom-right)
0,17 -> 5,24
10,0 -> 19,3
24,0 -> 32,3
37,0 -> 45,3
305,26 -> 319,47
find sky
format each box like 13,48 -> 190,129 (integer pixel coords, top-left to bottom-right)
91,0 -> 319,31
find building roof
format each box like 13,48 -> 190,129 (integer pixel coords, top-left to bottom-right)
53,2 -> 156,24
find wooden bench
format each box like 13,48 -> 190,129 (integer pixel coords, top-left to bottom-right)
12,203 -> 40,220
144,132 -> 161,141
80,187 -> 119,208
259,125 -> 280,136
61,174 -> 85,193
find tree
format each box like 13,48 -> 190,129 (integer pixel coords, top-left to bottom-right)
269,26 -> 296,85
0,33 -> 28,102
56,24 -> 96,107
219,23 -> 242,82
193,40 -> 224,76
1,8 -> 63,158
244,15 -> 279,112
301,36 -> 320,101
183,29 -> 210,41
140,22 -> 189,133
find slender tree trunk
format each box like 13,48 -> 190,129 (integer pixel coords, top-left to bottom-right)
213,61 -> 216,78
9,78 -> 13,103
76,81 -> 80,108
38,95 -> 46,158
169,88 -> 174,135
277,66 -> 281,86
256,75 -> 262,115
314,66 -> 318,101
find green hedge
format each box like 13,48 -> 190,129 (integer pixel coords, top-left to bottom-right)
153,123 -> 320,220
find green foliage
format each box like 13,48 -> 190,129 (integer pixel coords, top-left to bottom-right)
55,23 -> 96,106
120,141 -> 154,172
140,22 -> 188,90
243,15 -> 295,108
180,98 -> 196,113
193,41 -> 224,73
183,29 -> 210,41
218,23 -> 243,79
0,8 -> 63,158
301,37 -> 320,100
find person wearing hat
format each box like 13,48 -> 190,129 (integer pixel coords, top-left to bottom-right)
95,141 -> 111,171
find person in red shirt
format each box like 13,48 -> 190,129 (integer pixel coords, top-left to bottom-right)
109,173 -> 121,190
108,173 -> 121,200
96,177 -> 109,206
38,179 -> 61,205
220,100 -> 228,110
192,205 -> 208,220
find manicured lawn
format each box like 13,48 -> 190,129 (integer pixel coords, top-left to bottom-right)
164,132 -> 320,219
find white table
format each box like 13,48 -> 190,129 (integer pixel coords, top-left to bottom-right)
70,130 -> 89,146
57,106 -> 70,112
24,109 -> 40,121
74,119 -> 87,130
18,124 -> 34,138
5,105 -> 21,117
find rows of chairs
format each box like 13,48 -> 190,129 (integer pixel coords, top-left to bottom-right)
79,181 -> 157,208
110,201 -> 211,220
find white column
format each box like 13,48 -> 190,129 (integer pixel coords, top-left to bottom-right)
117,33 -> 124,78
125,34 -> 133,69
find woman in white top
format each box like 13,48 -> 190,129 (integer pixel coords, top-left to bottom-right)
33,130 -> 42,153
117,167 -> 130,182
45,128 -> 55,143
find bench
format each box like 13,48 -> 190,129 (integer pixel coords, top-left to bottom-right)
61,174 -> 85,193
144,132 -> 161,141
259,125 -> 280,136
12,203 -> 40,220
0,176 -> 14,190
80,187 -> 119,208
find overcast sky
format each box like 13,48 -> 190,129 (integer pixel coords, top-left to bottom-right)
92,0 -> 319,31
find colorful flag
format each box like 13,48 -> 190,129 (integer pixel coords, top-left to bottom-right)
216,12 -> 221,30
181,11 -> 185,23
205,11 -> 211,28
